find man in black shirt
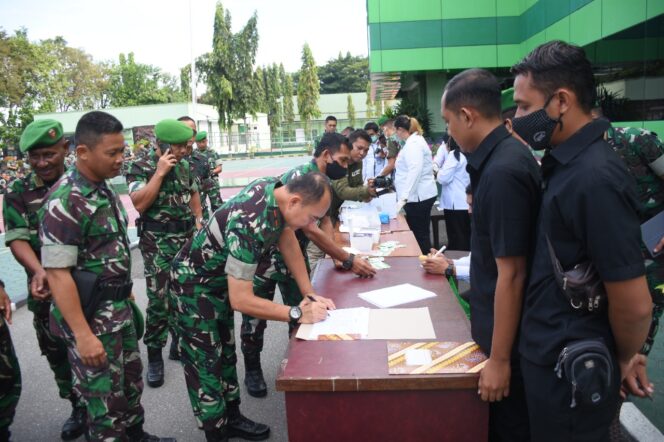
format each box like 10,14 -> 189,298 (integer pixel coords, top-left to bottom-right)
511,41 -> 652,441
441,68 -> 540,442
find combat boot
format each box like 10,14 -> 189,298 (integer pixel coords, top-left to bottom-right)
126,422 -> 176,442
147,347 -> 164,388
168,331 -> 180,361
61,399 -> 86,440
0,426 -> 10,442
226,402 -> 270,441
204,428 -> 229,442
243,355 -> 267,398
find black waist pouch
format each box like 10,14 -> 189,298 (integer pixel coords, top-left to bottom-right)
71,269 -> 100,322
554,339 -> 614,408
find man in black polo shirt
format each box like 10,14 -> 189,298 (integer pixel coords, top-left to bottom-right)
511,41 -> 652,441
441,68 -> 540,441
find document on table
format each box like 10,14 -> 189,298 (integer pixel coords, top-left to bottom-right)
296,307 -> 435,340
358,283 -> 437,308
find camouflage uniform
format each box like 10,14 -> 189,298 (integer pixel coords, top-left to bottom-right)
126,149 -> 197,350
606,126 -> 664,354
2,172 -> 80,406
329,161 -> 371,225
0,311 -> 21,439
190,148 -> 223,220
39,167 -> 144,441
241,161 -> 320,363
171,177 -> 285,430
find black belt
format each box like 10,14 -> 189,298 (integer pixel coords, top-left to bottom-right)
138,218 -> 193,234
99,280 -> 133,302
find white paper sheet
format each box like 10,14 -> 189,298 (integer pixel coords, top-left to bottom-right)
358,283 -> 437,308
306,307 -> 370,339
405,348 -> 433,366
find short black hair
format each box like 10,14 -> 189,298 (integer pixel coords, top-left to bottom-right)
286,172 -> 332,205
348,129 -> 371,146
443,68 -> 501,119
381,119 -> 395,129
394,115 -> 411,132
177,115 -> 195,124
363,122 -> 379,133
511,40 -> 595,113
314,132 -> 348,158
75,111 -> 124,148
325,115 -> 337,123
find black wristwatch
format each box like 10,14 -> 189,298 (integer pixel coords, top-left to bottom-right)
444,263 -> 455,278
288,306 -> 302,325
341,253 -> 355,270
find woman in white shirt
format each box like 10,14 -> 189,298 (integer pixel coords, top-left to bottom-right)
436,137 -> 471,250
394,115 -> 438,253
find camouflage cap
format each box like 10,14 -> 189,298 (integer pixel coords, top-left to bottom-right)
128,300 -> 144,340
195,130 -> 208,142
19,119 -> 64,153
154,119 -> 194,144
501,87 -> 516,112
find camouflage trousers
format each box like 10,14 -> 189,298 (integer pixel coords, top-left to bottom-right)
201,184 -> 224,221
642,256 -> 664,355
175,287 -> 240,431
139,230 -> 192,349
0,317 -> 21,432
29,297 -> 78,403
64,321 -> 144,441
240,250 -> 309,364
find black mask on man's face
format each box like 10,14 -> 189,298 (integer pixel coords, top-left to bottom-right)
511,95 -> 561,151
325,160 -> 347,180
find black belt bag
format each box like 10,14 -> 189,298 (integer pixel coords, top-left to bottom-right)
137,218 -> 193,235
546,236 -> 607,313
72,269 -> 133,322
554,339 -> 614,409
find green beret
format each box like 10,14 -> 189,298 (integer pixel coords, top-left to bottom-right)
377,116 -> 389,127
195,131 -> 208,142
128,300 -> 144,340
154,119 -> 194,144
501,87 -> 516,112
19,119 -> 64,153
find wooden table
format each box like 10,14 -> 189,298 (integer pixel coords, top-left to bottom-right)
276,257 -> 488,442
333,230 -> 422,257
383,213 -> 410,232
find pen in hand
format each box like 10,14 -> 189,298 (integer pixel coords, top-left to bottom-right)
307,295 -> 331,317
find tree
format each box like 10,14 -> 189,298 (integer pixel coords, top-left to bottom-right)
230,12 -> 259,121
365,81 -> 374,118
251,66 -> 267,114
297,43 -> 320,137
281,65 -> 295,124
318,52 -> 368,94
347,94 -> 356,127
263,64 -> 282,134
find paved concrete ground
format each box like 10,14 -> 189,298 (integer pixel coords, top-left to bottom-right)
8,248 -> 291,441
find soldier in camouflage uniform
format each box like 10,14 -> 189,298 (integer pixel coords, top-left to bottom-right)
191,131 -> 223,220
378,119 -> 402,179
126,119 -> 203,388
172,172 -> 332,441
0,280 -> 20,442
3,119 -> 87,440
39,111 -> 174,442
241,132 -> 376,397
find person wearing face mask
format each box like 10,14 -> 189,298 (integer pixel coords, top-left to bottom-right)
378,119 -> 401,179
3,119 -> 87,440
511,41 -> 653,441
393,115 -> 438,254
362,122 -> 380,182
240,132 -> 376,398
441,69 -> 540,442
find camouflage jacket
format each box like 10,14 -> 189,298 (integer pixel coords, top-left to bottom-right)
330,161 -> 371,225
3,171 -> 51,253
39,167 -> 132,336
190,148 -> 220,192
386,135 -> 401,159
171,177 -> 285,293
126,149 -> 198,223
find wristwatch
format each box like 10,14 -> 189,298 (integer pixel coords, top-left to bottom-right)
444,263 -> 455,278
341,253 -> 355,270
288,306 -> 302,325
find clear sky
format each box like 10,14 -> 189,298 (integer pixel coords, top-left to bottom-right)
0,0 -> 369,75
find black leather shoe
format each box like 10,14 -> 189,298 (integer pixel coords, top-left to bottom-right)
204,428 -> 229,442
243,369 -> 267,398
147,347 -> 164,388
61,404 -> 86,440
168,338 -> 180,361
227,413 -> 270,441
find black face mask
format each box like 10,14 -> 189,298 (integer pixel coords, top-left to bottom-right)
511,96 -> 561,151
325,160 -> 347,180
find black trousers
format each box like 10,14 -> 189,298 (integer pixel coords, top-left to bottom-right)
487,359 -> 531,442
443,209 -> 471,251
404,197 -> 436,254
521,357 -> 621,442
